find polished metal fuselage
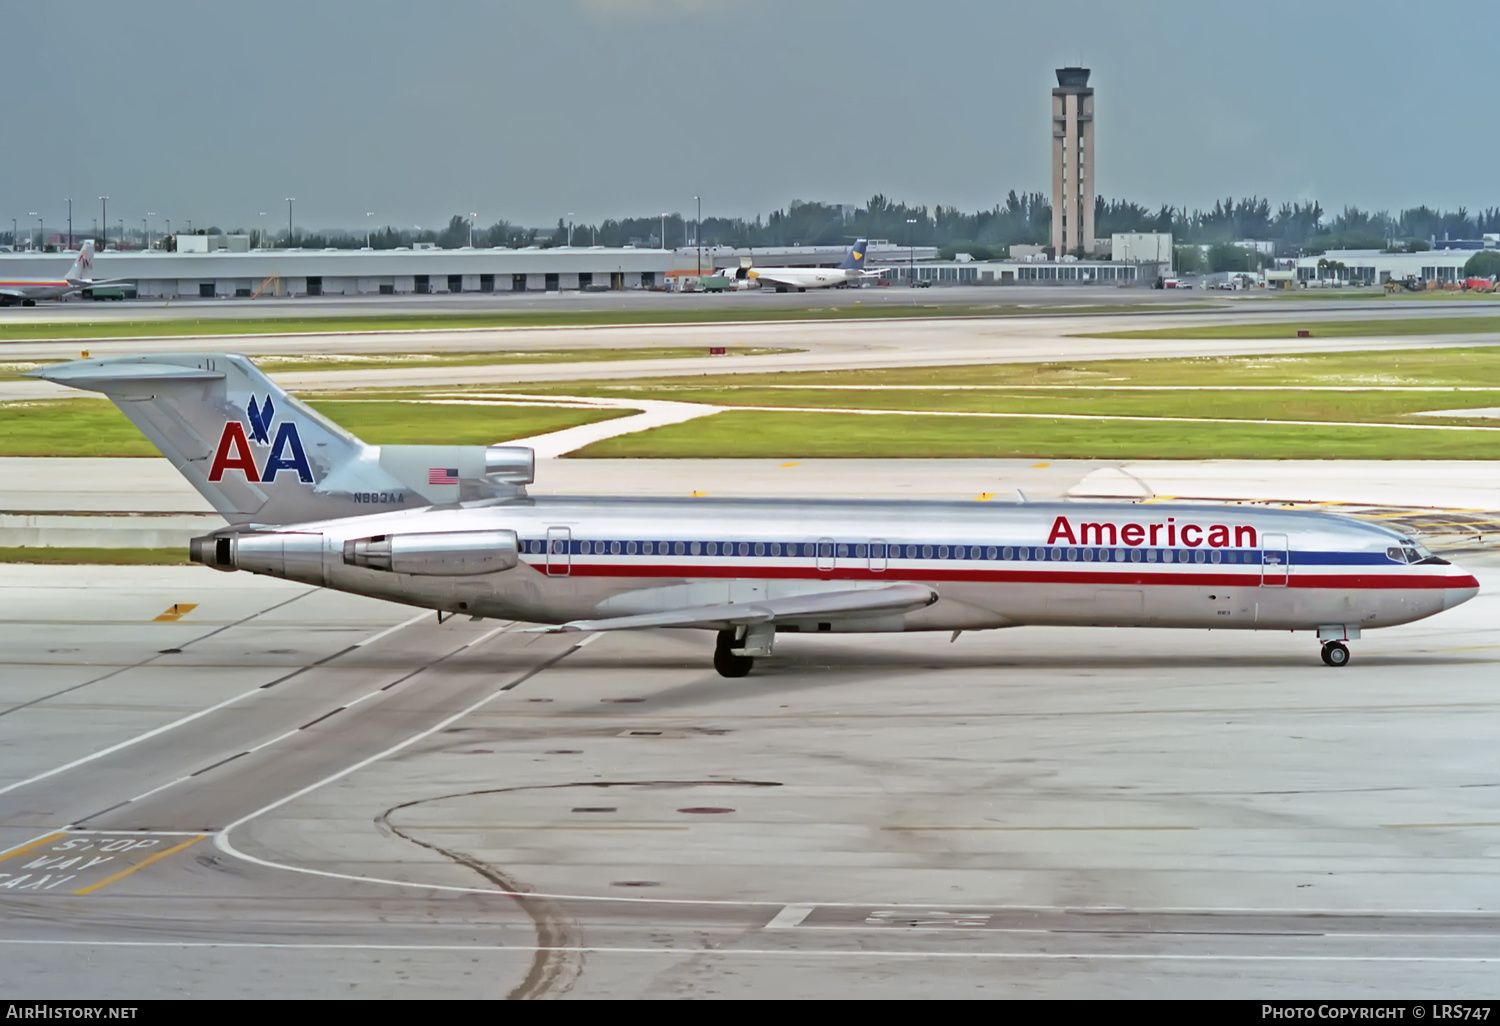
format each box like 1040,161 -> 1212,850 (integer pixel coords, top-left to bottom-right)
247,496 -> 1480,635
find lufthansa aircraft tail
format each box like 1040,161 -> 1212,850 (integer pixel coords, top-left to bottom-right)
839,238 -> 869,271
30,353 -> 534,526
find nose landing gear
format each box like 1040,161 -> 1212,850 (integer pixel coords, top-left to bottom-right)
1321,641 -> 1350,667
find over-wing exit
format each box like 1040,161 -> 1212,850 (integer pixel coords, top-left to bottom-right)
33,354 -> 1479,676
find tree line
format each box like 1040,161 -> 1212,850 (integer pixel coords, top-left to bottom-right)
15,195 -> 1491,258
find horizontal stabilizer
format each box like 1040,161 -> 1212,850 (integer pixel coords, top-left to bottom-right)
538,583 -> 938,633
29,362 -> 224,390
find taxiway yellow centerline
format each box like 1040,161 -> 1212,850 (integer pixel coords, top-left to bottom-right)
72,835 -> 206,896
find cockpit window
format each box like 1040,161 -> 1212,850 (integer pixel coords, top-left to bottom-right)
1410,541 -> 1449,566
1388,542 -> 1449,566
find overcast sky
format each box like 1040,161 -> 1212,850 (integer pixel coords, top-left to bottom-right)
5,0 -> 1497,233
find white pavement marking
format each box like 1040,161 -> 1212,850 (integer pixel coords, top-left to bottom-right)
0,609 -> 429,799
355,610 -> 430,647
0,939 -> 1490,962
214,625 -> 569,858
477,394 -> 725,458
721,403 -> 1500,432
765,904 -> 816,929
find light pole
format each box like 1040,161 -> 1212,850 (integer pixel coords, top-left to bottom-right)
285,198 -> 295,247
906,218 -> 917,283
65,198 -> 72,250
660,213 -> 668,251
30,213 -> 41,251
165,218 -> 171,245
118,220 -> 124,250
365,211 -> 374,249
566,212 -> 574,247
144,214 -> 153,251
99,197 -> 108,247
469,212 -> 476,248
257,212 -> 266,249
9,219 -> 15,250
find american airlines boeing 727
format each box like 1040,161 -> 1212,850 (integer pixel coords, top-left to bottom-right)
34,354 -> 1479,676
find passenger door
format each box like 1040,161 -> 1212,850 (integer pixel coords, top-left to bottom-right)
1260,533 -> 1289,587
868,539 -> 888,573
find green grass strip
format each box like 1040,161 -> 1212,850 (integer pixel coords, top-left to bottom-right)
0,547 -> 189,564
0,301 -> 1216,342
1084,315 -> 1500,340
0,398 -> 632,456
573,409 -> 1500,460
0,346 -> 797,380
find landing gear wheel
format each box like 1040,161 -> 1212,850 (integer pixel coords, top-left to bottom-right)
1321,641 -> 1350,667
713,629 -> 754,678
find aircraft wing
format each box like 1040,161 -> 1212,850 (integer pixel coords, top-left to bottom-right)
539,583 -> 938,633
0,288 -> 29,299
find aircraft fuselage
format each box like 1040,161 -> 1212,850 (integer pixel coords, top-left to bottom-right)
202,496 -> 1479,635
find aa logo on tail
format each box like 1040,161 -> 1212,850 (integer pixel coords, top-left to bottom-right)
208,395 -> 314,483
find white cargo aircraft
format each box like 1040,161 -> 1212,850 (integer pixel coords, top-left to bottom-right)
34,354 -> 1479,676
0,242 -> 126,306
731,238 -> 879,292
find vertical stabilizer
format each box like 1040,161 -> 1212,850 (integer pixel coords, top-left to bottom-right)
65,240 -> 96,282
32,353 -> 400,524
840,238 -> 869,270
31,353 -> 535,526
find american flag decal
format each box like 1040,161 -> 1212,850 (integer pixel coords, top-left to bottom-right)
428,467 -> 459,485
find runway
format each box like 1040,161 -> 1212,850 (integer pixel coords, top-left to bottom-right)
7,298 -> 1500,403
4,560 -> 1500,998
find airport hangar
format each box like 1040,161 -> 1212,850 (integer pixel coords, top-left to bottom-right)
0,238 -> 1154,299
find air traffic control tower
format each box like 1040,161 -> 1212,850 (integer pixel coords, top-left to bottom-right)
1050,66 -> 1096,257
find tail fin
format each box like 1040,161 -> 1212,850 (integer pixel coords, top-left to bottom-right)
839,238 -> 868,270
65,240 -> 96,281
31,353 -> 533,526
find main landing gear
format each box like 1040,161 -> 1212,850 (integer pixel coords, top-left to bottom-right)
713,624 -> 775,678
1320,641 -> 1350,667
714,631 -> 754,677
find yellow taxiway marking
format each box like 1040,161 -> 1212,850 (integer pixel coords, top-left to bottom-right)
779,461 -> 801,468
1030,462 -> 1051,469
690,490 -> 708,497
0,832 -> 67,862
152,603 -> 198,622
72,834 -> 205,895
975,493 -> 996,501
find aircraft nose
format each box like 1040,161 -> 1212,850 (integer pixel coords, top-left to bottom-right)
1443,571 -> 1481,610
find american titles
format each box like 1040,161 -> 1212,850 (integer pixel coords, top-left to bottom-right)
1048,515 -> 1256,549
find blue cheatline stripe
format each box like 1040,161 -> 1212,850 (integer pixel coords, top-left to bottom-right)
515,538 -> 1405,568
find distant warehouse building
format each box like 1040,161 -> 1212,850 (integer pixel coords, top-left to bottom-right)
1290,249 -> 1481,285
0,245 -> 675,299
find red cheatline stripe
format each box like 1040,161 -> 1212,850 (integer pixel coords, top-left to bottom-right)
523,562 -> 1478,591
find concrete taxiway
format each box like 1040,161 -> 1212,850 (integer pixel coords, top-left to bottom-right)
2,560 -> 1499,998
6,298 -> 1500,406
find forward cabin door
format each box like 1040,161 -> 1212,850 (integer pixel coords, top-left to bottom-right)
1261,533 -> 1289,587
546,526 -> 572,577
